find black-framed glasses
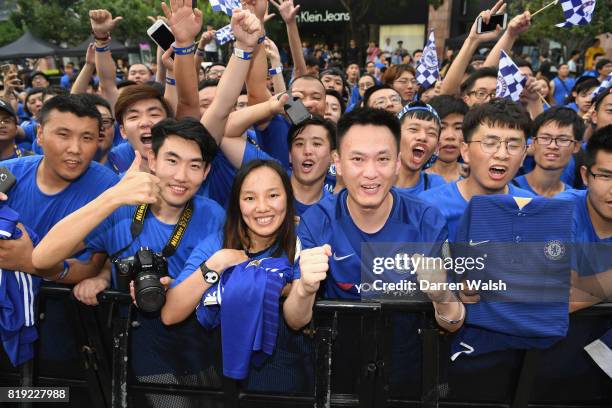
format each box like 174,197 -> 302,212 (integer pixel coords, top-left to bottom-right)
467,89 -> 496,101
372,95 -> 402,108
534,136 -> 576,147
588,169 -> 612,182
468,136 -> 526,155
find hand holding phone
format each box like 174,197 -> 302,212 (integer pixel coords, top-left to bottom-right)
284,95 -> 312,126
0,167 -> 16,195
147,20 -> 175,59
476,13 -> 507,33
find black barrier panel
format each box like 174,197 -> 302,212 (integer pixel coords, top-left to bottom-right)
1,287 -> 611,408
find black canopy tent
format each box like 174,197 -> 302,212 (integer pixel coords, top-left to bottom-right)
0,31 -> 63,60
61,36 -> 138,57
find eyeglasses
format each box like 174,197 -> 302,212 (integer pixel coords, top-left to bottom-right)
372,95 -> 402,108
0,118 -> 16,125
468,136 -> 526,155
588,169 -> 612,182
394,78 -> 418,86
467,90 -> 496,101
101,118 -> 115,129
534,135 -> 576,147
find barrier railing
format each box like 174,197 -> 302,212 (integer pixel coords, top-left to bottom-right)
1,285 -> 611,408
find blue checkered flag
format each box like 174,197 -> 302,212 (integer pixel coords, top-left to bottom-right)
555,0 -> 597,27
496,50 -> 527,102
590,73 -> 611,100
215,24 -> 235,45
415,31 -> 440,90
210,0 -> 241,16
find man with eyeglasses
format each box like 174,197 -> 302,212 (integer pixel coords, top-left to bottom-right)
363,85 -> 403,115
206,63 -> 226,80
0,99 -> 32,161
420,98 -> 534,241
460,67 -> 498,108
513,107 -> 583,197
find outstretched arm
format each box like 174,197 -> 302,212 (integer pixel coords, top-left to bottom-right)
71,44 -> 96,94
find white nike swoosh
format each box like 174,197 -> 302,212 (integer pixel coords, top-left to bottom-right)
469,240 -> 490,246
333,253 -> 355,261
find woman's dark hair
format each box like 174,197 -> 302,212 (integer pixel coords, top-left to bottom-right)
223,160 -> 296,264
151,117 -> 217,164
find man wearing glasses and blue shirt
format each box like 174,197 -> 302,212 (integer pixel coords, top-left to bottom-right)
513,107 -> 583,197
420,98 -> 534,241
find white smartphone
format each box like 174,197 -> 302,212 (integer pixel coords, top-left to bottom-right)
476,13 -> 508,34
147,20 -> 175,53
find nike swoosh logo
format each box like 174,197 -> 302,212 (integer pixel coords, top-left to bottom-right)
333,253 -> 355,261
469,240 -> 490,246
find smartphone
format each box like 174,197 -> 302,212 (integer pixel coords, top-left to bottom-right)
147,20 -> 175,55
284,96 -> 312,126
476,13 -> 507,33
0,167 -> 16,194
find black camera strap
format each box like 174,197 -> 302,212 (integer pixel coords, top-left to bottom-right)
110,200 -> 194,261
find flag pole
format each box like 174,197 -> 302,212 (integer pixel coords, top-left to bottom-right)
530,0 -> 559,17
537,92 -> 551,109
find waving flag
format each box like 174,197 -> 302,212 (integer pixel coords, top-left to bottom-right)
210,0 -> 241,16
589,73 -> 611,100
415,31 -> 440,90
215,24 -> 235,45
555,0 -> 597,27
496,50 -> 527,102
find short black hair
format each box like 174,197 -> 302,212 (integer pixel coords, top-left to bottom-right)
363,84 -> 397,107
572,77 -> 600,95
336,107 -> 400,152
428,95 -> 468,120
151,117 -> 217,164
289,75 -> 325,92
413,49 -> 423,56
325,89 -> 346,115
514,57 -> 533,73
305,55 -> 319,67
39,94 -> 102,129
198,79 -> 219,91
45,85 -> 69,98
320,68 -> 345,81
532,106 -> 585,142
287,114 -> 336,150
79,93 -> 112,114
595,58 -> 611,72
460,67 -> 498,95
24,87 -> 46,116
584,125 -> 612,170
462,98 -> 531,142
397,101 -> 441,130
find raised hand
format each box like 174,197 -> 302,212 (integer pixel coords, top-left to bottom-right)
161,47 -> 175,73
85,43 -> 95,66
412,254 -> 450,302
161,0 -> 203,46
507,10 -> 531,39
268,0 -> 300,24
110,151 -> 160,206
231,8 -> 264,51
268,92 -> 289,115
242,0 -> 269,21
467,0 -> 506,43
198,30 -> 216,49
89,9 -> 123,38
264,37 -> 281,65
298,245 -> 331,295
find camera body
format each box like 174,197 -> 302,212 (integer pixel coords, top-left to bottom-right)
114,247 -> 168,313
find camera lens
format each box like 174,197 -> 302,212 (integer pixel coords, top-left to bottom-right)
134,273 -> 166,313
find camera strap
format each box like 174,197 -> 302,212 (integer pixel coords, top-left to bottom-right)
110,200 -> 194,261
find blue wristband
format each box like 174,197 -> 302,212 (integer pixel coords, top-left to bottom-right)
233,47 -> 253,61
257,35 -> 266,44
95,44 -> 110,52
268,66 -> 283,76
172,43 -> 196,55
166,77 -> 176,86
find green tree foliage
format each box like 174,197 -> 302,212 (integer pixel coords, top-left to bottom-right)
10,0 -> 229,46
509,0 -> 611,56
0,19 -> 23,46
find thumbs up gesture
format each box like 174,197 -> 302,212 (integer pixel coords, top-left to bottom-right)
109,151 -> 161,207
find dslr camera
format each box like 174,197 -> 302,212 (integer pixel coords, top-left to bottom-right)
113,247 -> 168,313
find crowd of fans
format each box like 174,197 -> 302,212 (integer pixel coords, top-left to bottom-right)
0,0 -> 610,404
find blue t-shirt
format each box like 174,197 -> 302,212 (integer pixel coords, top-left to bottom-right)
419,181 -> 535,242
3,156 -> 119,238
512,175 -> 571,196
86,195 -> 225,286
105,142 -> 134,174
296,188 -> 448,299
254,114 -> 291,169
19,120 -> 37,145
552,77 -> 576,106
396,172 -> 446,196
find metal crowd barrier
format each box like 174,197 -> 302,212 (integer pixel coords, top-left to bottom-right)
1,285 -> 611,408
